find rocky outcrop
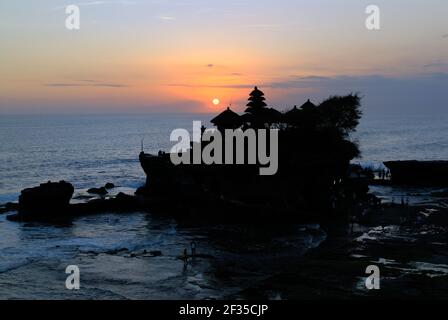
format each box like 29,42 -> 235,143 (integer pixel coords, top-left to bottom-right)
18,181 -> 74,218
7,185 -> 143,222
87,186 -> 108,195
0,202 -> 19,214
70,192 -> 142,214
104,183 -> 115,189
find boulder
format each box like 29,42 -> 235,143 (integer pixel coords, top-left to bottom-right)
149,250 -> 162,257
87,187 -> 108,195
18,181 -> 74,217
135,185 -> 150,196
0,202 -> 19,214
70,192 -> 141,215
104,183 -> 115,189
114,192 -> 141,210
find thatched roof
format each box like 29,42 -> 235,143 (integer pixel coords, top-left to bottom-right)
285,105 -> 300,116
284,105 -> 302,124
242,107 -> 283,124
210,107 -> 241,128
300,99 -> 316,110
263,108 -> 283,123
240,112 -> 254,123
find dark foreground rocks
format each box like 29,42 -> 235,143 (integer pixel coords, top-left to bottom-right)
7,192 -> 143,222
231,204 -> 448,299
87,186 -> 108,195
18,181 -> 74,218
104,182 -> 115,189
0,202 -> 19,214
86,183 -> 116,195
5,181 -> 144,222
70,192 -> 142,216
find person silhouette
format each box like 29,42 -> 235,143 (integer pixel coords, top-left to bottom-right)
181,248 -> 188,266
191,241 -> 197,256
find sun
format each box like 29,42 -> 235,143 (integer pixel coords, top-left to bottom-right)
212,98 -> 220,106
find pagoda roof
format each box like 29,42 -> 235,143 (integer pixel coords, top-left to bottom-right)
246,100 -> 267,108
248,95 -> 266,101
249,86 -> 265,97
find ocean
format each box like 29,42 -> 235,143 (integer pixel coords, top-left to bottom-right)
1,113 -> 447,299
2,113 -> 448,203
355,113 -> 448,166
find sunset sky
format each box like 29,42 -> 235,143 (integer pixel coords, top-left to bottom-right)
0,0 -> 447,114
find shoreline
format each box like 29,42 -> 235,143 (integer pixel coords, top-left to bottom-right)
1,199 -> 446,299
1,177 -> 447,299
233,202 -> 448,299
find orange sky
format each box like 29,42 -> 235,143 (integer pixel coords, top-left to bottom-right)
1,1 -> 447,114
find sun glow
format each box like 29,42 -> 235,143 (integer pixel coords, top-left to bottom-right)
212,98 -> 220,105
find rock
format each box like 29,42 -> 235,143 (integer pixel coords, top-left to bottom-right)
105,248 -> 129,255
6,202 -> 19,210
113,192 -> 141,210
127,249 -> 162,258
7,182 -> 142,222
135,185 -> 150,196
87,187 -> 108,195
6,214 -> 21,222
18,181 -> 74,218
72,194 -> 95,200
69,192 -> 142,215
0,202 -> 19,214
149,250 -> 162,257
431,189 -> 448,198
104,183 -> 115,189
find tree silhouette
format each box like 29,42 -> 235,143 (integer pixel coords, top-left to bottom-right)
317,94 -> 362,137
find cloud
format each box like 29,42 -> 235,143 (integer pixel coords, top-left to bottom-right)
158,15 -> 176,20
265,75 -> 333,88
45,80 -> 128,88
166,83 -> 253,89
168,73 -> 448,115
423,61 -> 448,68
238,22 -> 300,30
265,73 -> 448,115
206,64 -> 214,68
165,75 -> 336,90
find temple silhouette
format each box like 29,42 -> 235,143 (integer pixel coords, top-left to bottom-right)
139,86 -> 368,221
